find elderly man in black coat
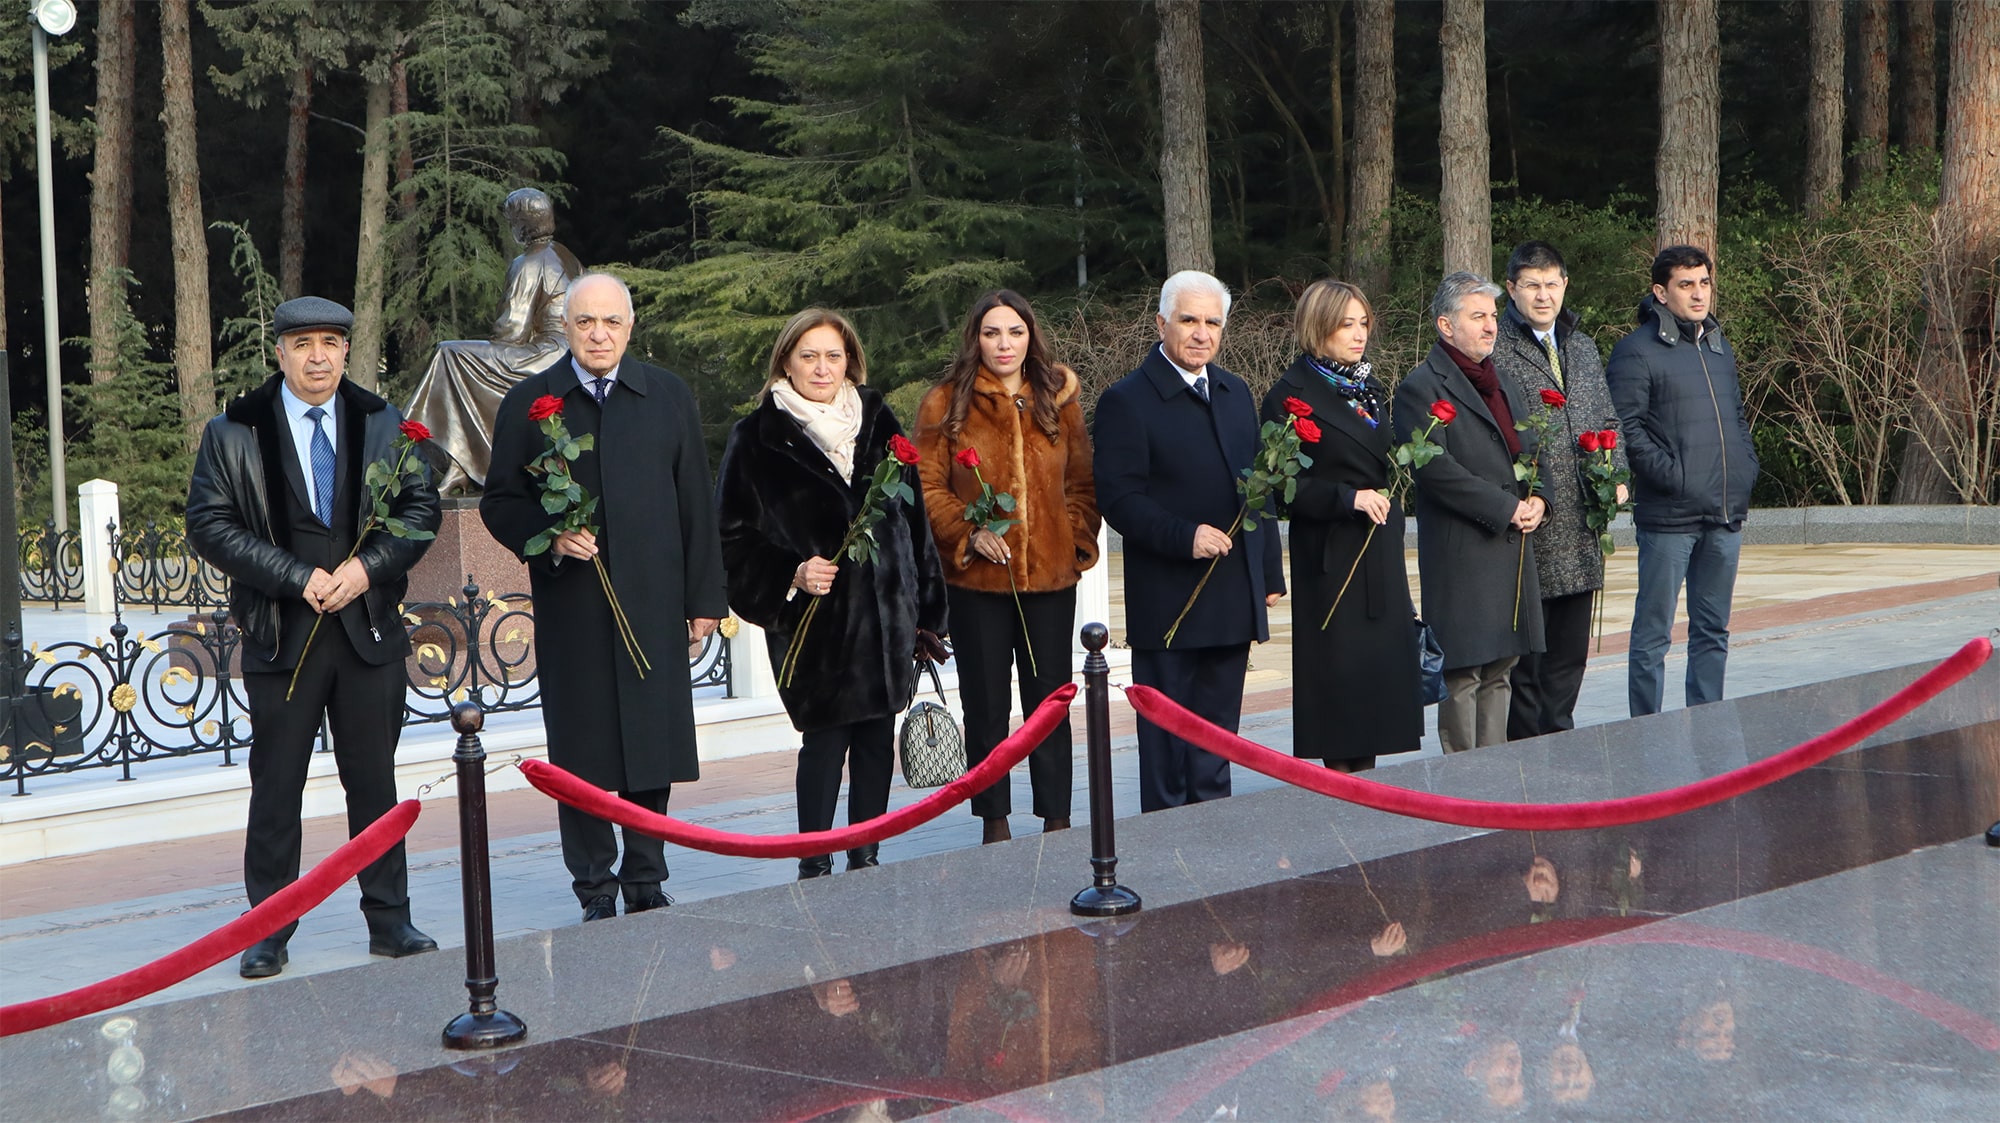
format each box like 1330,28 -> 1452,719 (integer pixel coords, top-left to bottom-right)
1094,270 -> 1286,812
187,296 -> 441,979
1393,272 -> 1547,755
482,273 -> 729,923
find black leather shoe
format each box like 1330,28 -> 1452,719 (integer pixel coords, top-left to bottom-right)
797,855 -> 834,880
368,922 -> 439,958
581,894 -> 618,922
627,890 -> 674,914
239,937 -> 288,979
845,844 -> 880,870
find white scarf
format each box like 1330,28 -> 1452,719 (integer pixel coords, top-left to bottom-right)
771,379 -> 864,483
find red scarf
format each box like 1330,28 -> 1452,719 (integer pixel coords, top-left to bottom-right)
1443,342 -> 1521,456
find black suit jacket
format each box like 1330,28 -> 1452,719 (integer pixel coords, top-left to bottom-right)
1093,347 -> 1284,650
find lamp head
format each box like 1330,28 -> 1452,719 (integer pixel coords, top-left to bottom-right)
32,0 -> 77,36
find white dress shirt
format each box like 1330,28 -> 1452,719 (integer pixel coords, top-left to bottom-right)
1159,344 -> 1208,391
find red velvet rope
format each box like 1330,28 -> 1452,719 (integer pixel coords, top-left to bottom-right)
1126,637 -> 1990,831
0,799 -> 422,1038
522,683 -> 1078,858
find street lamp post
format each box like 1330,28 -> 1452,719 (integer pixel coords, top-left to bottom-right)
30,0 -> 77,532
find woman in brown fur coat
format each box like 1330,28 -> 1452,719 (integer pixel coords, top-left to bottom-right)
916,291 -> 1102,843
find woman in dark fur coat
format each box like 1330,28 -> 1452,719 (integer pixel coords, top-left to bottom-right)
1260,280 -> 1422,771
716,309 -> 949,879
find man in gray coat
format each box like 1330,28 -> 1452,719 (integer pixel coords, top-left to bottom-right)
1492,242 -> 1627,739
1393,273 -> 1546,754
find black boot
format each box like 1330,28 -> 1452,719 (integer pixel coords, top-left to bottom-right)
798,855 -> 834,880
845,844 -> 880,871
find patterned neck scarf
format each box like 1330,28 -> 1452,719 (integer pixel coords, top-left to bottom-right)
1305,355 -> 1382,428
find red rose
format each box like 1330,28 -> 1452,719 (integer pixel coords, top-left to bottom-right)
527,395 -> 564,422
1294,417 -> 1323,443
398,420 -> 432,443
955,447 -> 981,470
889,434 -> 921,465
1598,428 -> 1619,450
1430,400 -> 1457,424
1283,397 -> 1313,418
1578,430 -> 1601,453
1540,388 -> 1568,409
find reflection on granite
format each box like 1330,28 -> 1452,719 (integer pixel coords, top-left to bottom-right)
209,721 -> 1997,1121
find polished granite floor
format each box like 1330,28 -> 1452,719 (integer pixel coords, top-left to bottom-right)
6,656 -> 1997,1121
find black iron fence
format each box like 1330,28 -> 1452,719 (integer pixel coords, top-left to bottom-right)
0,579 -> 733,795
18,521 -> 85,605
112,519 -> 231,612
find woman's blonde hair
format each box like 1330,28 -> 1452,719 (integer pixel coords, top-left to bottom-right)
762,308 -> 868,399
1292,279 -> 1374,359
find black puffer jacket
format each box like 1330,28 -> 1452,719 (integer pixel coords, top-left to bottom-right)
1604,296 -> 1759,532
187,375 -> 439,663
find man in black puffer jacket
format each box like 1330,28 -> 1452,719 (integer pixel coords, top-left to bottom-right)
187,296 -> 441,979
1606,245 -> 1759,717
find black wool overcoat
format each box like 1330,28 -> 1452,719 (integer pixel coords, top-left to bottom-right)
1261,357 -> 1421,761
1393,344 -> 1546,672
480,357 -> 729,792
715,389 -> 949,733
1093,347 -> 1285,650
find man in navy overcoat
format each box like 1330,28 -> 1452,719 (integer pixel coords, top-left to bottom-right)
1093,271 -> 1285,811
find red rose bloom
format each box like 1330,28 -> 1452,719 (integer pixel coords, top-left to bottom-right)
1294,417 -> 1323,443
398,420 -> 432,443
527,395 -> 564,422
1578,430 -> 1602,453
889,434 -> 921,465
1283,397 -> 1313,418
955,447 -> 981,470
1599,428 -> 1619,450
1539,388 -> 1568,409
1430,400 -> 1457,424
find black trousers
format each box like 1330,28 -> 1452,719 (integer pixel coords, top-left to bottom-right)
1508,590 -> 1596,740
949,584 -> 1076,821
1131,643 -> 1247,812
558,787 -> 672,906
797,716 -> 896,852
241,632 -> 408,944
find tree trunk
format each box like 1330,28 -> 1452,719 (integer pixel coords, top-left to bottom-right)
1438,0 -> 1490,276
1655,0 -> 1720,254
1896,0 -> 2000,503
1327,0 -> 1346,265
1899,0 -> 1938,153
87,0 -> 136,385
1805,0 -> 1843,217
1156,0 -> 1214,275
161,0 -> 213,450
349,76 -> 393,394
1346,0 -> 1394,293
279,61 -> 313,300
392,58 -> 414,215
1855,0 -> 1890,185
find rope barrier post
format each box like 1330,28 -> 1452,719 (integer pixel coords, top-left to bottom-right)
442,701 -> 527,1050
1071,623 -> 1140,917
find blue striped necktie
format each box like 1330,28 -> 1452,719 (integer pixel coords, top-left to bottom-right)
306,406 -> 335,526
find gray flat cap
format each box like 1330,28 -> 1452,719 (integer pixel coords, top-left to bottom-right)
273,296 -> 354,337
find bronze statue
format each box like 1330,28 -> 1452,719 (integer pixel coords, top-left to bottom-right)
405,187 -> 583,494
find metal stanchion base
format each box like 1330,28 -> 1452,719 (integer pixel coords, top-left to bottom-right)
1070,884 -> 1142,917
442,1010 -> 528,1050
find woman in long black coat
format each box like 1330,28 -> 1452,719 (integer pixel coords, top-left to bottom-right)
715,308 -> 949,879
1259,280 -> 1421,770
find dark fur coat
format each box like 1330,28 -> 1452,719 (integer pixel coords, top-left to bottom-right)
716,388 -> 949,732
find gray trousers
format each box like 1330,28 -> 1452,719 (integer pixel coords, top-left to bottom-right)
1440,655 -> 1520,754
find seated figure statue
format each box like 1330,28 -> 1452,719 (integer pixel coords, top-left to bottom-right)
405,187 -> 583,494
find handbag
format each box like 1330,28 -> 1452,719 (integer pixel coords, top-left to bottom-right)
898,658 -> 966,788
1415,617 -> 1447,706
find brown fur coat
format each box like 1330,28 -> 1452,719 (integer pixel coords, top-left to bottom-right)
915,366 -> 1101,594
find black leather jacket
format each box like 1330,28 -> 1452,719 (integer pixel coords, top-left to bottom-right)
187,375 -> 440,663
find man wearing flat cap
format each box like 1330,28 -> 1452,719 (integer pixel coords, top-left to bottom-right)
188,296 -> 442,978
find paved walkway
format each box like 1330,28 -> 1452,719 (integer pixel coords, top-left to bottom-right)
1,545 -> 1994,1015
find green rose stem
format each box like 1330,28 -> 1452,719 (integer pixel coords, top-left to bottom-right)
1164,504 -> 1245,649
286,439 -> 427,702
778,441 -> 914,690
1325,410 -> 1448,631
777,516 -> 868,690
520,398 -> 649,678
967,462 -> 1035,677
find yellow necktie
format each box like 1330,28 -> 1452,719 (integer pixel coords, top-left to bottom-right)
1543,334 -> 1564,388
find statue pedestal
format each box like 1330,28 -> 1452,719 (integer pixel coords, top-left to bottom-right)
408,498 -> 530,604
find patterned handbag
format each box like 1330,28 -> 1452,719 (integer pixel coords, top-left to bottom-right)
897,658 -> 966,788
